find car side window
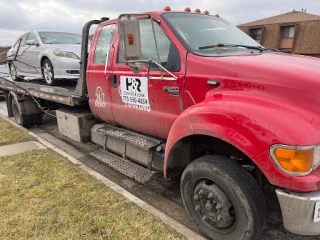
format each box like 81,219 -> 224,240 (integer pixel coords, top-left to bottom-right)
117,19 -> 180,72
27,32 -> 37,43
20,33 -> 29,47
94,24 -> 116,64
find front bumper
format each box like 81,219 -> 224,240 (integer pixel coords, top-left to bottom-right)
276,189 -> 320,235
51,57 -> 80,79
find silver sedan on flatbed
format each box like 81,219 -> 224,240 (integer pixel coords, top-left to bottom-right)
7,31 -> 81,85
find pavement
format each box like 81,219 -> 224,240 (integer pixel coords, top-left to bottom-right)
0,98 -> 320,240
0,141 -> 46,157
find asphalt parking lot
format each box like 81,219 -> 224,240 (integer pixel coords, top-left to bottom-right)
0,91 -> 319,240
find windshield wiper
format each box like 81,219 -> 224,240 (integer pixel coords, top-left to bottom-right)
199,43 -> 267,52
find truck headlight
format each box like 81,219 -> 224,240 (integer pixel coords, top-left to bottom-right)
270,144 -> 320,176
53,50 -> 79,59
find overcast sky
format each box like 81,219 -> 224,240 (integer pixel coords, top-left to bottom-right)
1,0 -> 319,46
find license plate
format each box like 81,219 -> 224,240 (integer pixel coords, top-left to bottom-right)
315,202 -> 320,223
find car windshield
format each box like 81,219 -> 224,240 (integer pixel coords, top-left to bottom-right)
39,32 -> 82,44
163,13 -> 262,55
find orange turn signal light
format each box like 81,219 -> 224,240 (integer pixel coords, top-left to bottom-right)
194,8 -> 201,13
273,147 -> 314,173
127,33 -> 134,45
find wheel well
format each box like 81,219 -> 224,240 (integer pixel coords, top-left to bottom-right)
166,135 -> 267,185
40,56 -> 49,71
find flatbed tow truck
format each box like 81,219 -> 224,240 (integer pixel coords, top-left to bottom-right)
1,7 -> 320,240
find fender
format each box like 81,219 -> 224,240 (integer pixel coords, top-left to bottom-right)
164,94 -> 320,190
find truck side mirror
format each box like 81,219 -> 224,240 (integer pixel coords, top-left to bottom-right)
118,14 -> 142,61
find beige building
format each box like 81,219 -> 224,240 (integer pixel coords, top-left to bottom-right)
238,10 -> 320,57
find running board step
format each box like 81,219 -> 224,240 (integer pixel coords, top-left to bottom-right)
90,148 -> 156,184
91,124 -> 164,167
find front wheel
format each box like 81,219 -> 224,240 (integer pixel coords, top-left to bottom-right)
9,62 -> 24,81
42,59 -> 57,86
181,155 -> 266,240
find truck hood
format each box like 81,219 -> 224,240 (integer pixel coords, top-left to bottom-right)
46,44 -> 81,57
205,52 -> 320,92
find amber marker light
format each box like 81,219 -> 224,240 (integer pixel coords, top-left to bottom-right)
184,7 -> 191,12
203,10 -> 209,15
127,33 -> 134,45
215,14 -> 220,18
270,144 -> 320,176
164,6 -> 171,11
194,8 -> 201,13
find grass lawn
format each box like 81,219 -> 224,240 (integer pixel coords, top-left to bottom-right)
0,117 -> 35,146
0,149 -> 184,240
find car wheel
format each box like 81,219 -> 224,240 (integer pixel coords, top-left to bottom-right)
9,62 -> 24,81
42,59 -> 57,86
181,155 -> 266,240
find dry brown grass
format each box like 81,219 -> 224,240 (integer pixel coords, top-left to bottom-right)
0,149 -> 185,240
0,118 -> 35,146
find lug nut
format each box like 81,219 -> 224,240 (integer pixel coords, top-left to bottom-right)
208,192 -> 214,199
195,205 -> 201,211
216,203 -> 222,210
202,216 -> 208,221
199,189 -> 204,195
217,215 -> 223,221
205,203 -> 213,211
194,194 -> 199,200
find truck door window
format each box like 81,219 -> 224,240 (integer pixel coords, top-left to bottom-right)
94,24 -> 116,64
118,19 -> 180,72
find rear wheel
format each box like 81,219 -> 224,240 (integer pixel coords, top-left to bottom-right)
11,97 -> 32,127
9,62 -> 24,81
42,59 -> 57,86
181,155 -> 266,240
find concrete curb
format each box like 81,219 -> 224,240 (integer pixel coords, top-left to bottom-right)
0,115 -> 206,240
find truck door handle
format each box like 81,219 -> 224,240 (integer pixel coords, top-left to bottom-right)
111,74 -> 117,88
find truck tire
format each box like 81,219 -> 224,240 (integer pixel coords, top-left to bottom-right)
9,62 -> 24,81
32,113 -> 43,126
181,155 -> 266,240
42,59 -> 57,86
11,97 -> 32,127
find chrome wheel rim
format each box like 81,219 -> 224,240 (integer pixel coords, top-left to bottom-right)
10,63 -> 17,78
43,62 -> 53,84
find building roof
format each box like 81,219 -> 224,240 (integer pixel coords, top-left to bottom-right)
238,10 -> 320,27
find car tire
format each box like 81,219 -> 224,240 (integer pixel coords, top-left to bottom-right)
181,155 -> 266,240
9,62 -> 24,81
11,96 -> 32,127
42,59 -> 57,86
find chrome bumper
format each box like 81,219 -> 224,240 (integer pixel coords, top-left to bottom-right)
276,189 -> 320,235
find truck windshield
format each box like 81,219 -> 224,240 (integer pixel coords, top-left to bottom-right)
39,32 -> 82,44
162,12 -> 263,56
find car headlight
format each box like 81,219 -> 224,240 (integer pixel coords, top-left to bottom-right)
53,50 -> 79,59
270,144 -> 320,176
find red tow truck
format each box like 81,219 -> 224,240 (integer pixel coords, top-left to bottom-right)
1,8 -> 320,240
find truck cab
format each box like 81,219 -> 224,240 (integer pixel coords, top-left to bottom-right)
85,9 -> 320,239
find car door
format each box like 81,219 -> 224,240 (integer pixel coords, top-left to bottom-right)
24,31 -> 42,75
110,19 -> 185,139
86,23 -> 117,123
14,33 -> 29,74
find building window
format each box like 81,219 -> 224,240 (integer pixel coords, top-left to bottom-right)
251,28 -> 262,40
282,26 -> 295,38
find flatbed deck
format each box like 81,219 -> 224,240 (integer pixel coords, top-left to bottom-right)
0,78 -> 86,106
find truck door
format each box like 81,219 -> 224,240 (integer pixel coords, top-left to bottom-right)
110,19 -> 184,139
86,23 -> 116,123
